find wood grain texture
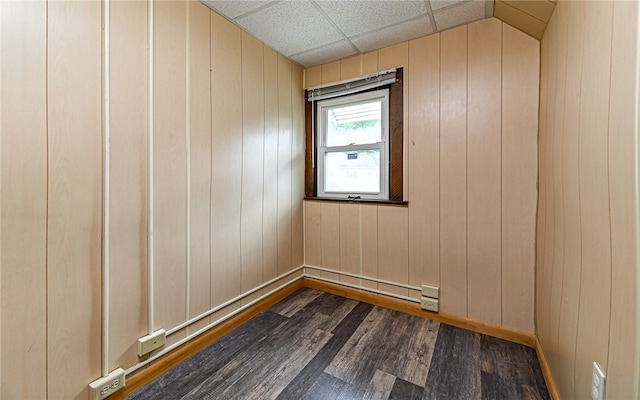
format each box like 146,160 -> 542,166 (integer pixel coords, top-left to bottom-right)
210,11 -> 242,306
263,46 -> 279,281
378,42 -> 408,70
466,18 -> 502,326
305,65 -> 322,88
291,64 -> 305,268
360,204 -> 379,291
47,1 -> 102,398
494,1 -> 547,39
188,0 -> 213,331
501,23 -> 538,334
606,1 -> 640,398
321,60 -> 340,84
361,51 -> 379,75
439,25 -> 468,317
320,202 -> 341,281
574,2 -> 613,397
277,55 -> 293,276
377,206 -> 409,297
241,31 -> 265,294
0,2 -> 48,398
154,0 -> 188,339
339,203 -> 361,285
407,35 -> 440,291
109,0 -> 149,367
304,201 -> 322,266
340,55 -> 361,80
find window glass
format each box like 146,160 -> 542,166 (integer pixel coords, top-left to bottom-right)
324,149 -> 380,193
326,100 -> 382,146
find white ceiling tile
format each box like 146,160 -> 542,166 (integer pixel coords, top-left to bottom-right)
351,15 -> 432,53
202,0 -> 274,20
315,0 -> 428,37
433,0 -> 486,31
290,40 -> 358,68
235,1 -> 344,56
429,0 -> 469,12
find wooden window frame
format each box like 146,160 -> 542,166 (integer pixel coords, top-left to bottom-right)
305,68 -> 404,202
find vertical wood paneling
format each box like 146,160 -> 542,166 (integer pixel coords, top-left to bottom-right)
263,46 -> 279,281
340,55 -> 361,80
361,51 -> 379,75
154,0 -> 188,339
110,0 -> 148,367
277,55 -> 293,275
606,2 -> 640,398
466,18 -> 502,325
241,31 -> 265,294
501,24 -> 538,334
574,2 -> 613,396
407,35 -> 440,290
291,64 -> 305,268
378,42 -> 409,70
554,2 -> 582,393
210,11 -> 242,305
188,0 -> 213,331
321,61 -> 341,84
439,25 -> 468,317
47,2 -> 102,398
361,204 -> 379,291
320,202 -> 341,281
0,2 -> 47,398
377,207 -> 409,297
339,203 -> 360,285
304,65 -> 321,89
304,201 -> 322,266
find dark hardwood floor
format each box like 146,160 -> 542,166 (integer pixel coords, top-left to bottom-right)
126,288 -> 549,400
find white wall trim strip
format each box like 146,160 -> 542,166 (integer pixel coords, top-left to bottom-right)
147,0 -> 155,336
125,268 -> 304,376
303,272 -> 420,303
101,0 -> 111,378
166,265 -> 305,336
303,264 -> 421,291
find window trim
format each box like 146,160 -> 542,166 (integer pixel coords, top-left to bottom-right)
305,68 -> 404,202
316,89 -> 390,200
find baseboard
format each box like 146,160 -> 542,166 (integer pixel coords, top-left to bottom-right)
535,337 -> 560,400
111,278 -> 304,399
302,277 -> 536,348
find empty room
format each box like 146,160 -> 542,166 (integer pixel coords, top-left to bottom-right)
1,0 -> 639,399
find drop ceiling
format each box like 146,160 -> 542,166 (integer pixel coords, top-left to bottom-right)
201,0 -> 556,68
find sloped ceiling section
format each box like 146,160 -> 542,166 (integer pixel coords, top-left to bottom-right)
201,0 -> 556,68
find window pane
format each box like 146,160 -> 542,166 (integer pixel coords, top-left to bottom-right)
324,149 -> 380,193
326,99 -> 382,146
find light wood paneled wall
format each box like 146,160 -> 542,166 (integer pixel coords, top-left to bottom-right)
304,17 -> 539,333
0,2 -> 304,399
536,1 -> 640,399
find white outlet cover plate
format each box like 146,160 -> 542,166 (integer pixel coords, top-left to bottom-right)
591,362 -> 605,400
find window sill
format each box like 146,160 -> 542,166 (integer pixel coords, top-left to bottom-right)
304,196 -> 408,207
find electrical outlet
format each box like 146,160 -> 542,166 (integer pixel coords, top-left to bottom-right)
138,328 -> 166,356
421,284 -> 439,299
591,362 -> 605,400
88,368 -> 125,400
420,296 -> 439,312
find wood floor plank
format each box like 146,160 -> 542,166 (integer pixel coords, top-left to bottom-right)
276,302 -> 374,399
422,324 -> 482,400
362,369 -> 397,400
389,378 -> 424,400
126,291 -> 549,400
301,372 -> 365,400
270,287 -> 322,317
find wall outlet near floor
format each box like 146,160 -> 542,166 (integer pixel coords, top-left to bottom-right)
591,362 -> 605,400
138,328 -> 166,356
420,296 -> 439,312
88,368 -> 125,400
421,284 -> 439,299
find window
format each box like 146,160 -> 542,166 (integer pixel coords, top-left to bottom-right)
317,89 -> 389,200
305,68 -> 404,202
